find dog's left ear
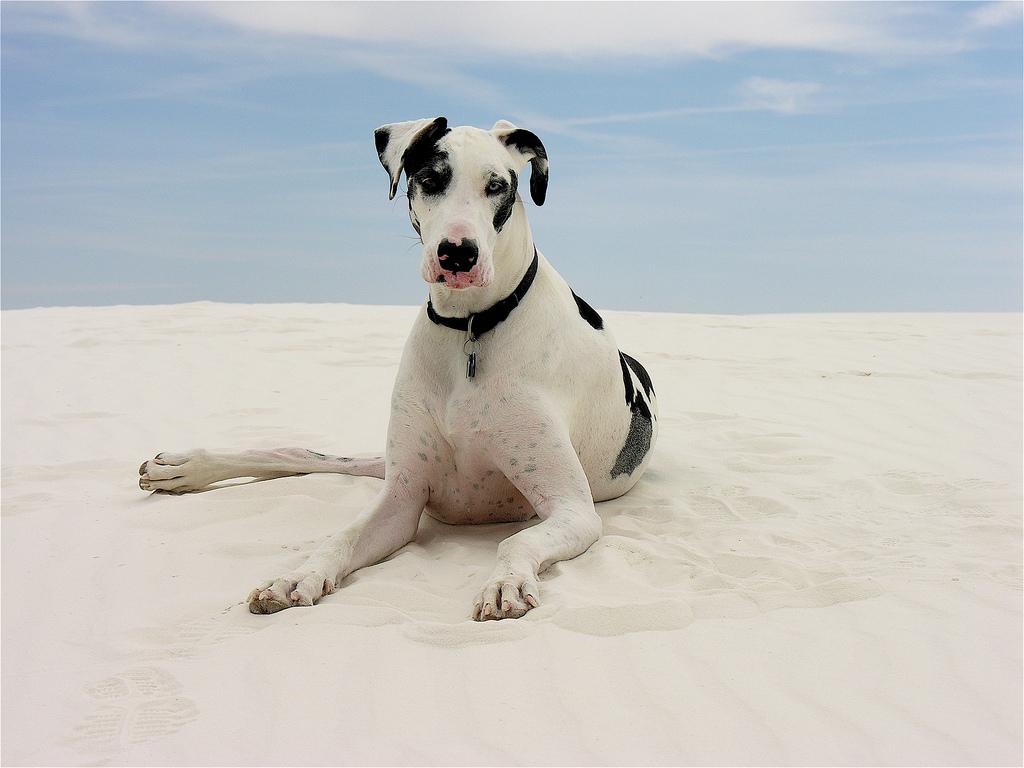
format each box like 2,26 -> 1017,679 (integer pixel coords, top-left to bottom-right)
491,120 -> 549,206
374,117 -> 448,200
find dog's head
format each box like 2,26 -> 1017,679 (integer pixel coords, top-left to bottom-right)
374,118 -> 548,290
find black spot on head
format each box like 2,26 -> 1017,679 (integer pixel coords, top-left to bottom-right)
402,117 -> 450,180
410,163 -> 452,198
571,290 -> 604,330
492,169 -> 518,232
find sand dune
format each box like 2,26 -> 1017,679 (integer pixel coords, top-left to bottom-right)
2,302 -> 1021,765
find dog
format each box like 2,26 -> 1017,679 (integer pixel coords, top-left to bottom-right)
138,118 -> 658,620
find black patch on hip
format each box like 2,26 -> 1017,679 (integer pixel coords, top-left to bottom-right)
621,352 -> 654,397
611,407 -> 654,479
492,169 -> 518,232
612,350 -> 656,478
571,289 -> 604,330
618,352 -> 651,417
619,352 -> 634,404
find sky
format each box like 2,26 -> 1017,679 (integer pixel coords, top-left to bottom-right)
1,1 -> 1021,313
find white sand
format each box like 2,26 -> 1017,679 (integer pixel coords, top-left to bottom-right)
2,302 -> 1021,766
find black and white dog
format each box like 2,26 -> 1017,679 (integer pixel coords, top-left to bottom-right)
139,118 -> 658,620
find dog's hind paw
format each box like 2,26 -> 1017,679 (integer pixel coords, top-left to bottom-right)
247,573 -> 335,614
138,450 -> 213,493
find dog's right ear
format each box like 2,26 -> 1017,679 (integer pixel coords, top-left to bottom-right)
491,120 -> 549,206
374,117 -> 448,200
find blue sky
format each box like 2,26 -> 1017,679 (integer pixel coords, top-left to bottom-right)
2,1 -> 1021,312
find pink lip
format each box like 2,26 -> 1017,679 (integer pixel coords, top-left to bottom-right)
429,264 -> 486,289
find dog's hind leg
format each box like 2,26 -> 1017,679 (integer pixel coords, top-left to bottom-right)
138,447 -> 385,493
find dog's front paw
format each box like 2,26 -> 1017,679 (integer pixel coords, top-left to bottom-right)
247,572 -> 335,614
472,571 -> 540,621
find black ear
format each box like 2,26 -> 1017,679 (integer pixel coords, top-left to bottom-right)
374,117 -> 448,199
491,121 -> 549,206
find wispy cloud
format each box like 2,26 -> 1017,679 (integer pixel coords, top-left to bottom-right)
526,77 -> 826,131
5,1 -> 983,60
551,104 -> 745,129
737,77 -> 824,115
968,1 -> 1024,29
554,130 -> 1022,180
2,142 -> 364,194
1,2 -> 154,48
1,2 -> 1008,144
651,131 -> 1022,163
186,1 -> 973,58
519,76 -> 1009,135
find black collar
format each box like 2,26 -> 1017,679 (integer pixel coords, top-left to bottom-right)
426,249 -> 539,339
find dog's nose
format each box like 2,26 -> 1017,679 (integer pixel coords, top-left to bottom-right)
437,238 -> 479,273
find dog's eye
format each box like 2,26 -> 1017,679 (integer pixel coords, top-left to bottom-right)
419,175 -> 440,193
485,179 -> 506,195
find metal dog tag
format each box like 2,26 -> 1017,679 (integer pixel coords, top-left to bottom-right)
464,317 -> 478,379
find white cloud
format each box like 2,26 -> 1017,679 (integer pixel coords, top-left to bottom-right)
968,1 -> 1024,28
737,77 -> 824,114
8,2 -> 1013,67
515,78 -> 822,132
14,1 -> 969,60
2,2 -> 1007,152
1,2 -> 152,48
187,2 -> 969,58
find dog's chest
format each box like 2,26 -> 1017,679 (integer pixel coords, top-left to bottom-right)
423,443 -> 531,524
420,386 -> 533,525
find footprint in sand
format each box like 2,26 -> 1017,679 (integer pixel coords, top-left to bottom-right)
721,432 -> 835,476
731,495 -> 794,519
164,612 -> 256,658
875,470 -> 953,496
72,667 -> 198,750
686,494 -> 740,521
